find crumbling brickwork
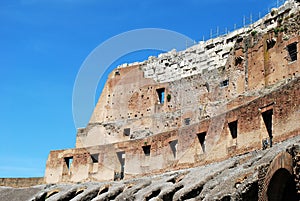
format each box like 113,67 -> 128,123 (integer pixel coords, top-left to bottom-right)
45,0 -> 300,186
287,144 -> 300,197
25,136 -> 300,201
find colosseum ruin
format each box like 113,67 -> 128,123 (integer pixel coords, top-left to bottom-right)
1,0 -> 300,200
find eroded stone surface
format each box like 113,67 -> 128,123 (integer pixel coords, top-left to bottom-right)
43,0 -> 300,185
5,135 -> 292,200
2,1 -> 300,201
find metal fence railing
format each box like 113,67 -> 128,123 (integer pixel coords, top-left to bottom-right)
188,0 -> 288,46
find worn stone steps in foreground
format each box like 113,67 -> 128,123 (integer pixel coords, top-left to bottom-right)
1,135 -> 299,201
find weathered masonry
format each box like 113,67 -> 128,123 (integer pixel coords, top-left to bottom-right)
27,139 -> 300,200
45,0 -> 300,184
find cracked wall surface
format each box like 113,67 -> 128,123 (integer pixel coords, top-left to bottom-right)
1,1 -> 300,200
43,0 -> 300,184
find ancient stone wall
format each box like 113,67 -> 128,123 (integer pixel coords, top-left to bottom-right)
0,177 -> 44,188
45,0 -> 300,184
45,77 -> 300,183
29,136 -> 300,200
75,0 -> 299,150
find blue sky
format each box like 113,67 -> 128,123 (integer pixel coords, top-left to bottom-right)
0,0 -> 284,177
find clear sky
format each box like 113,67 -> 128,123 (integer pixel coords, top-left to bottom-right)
0,0 -> 285,177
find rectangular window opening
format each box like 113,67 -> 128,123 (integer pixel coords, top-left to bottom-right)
142,145 -> 151,156
287,42 -> 297,62
197,132 -> 206,153
91,154 -> 99,163
156,88 -> 165,104
235,56 -> 243,66
169,140 -> 178,158
262,109 -> 273,147
115,70 -> 120,75
228,120 -> 238,139
123,128 -> 130,136
64,156 -> 73,170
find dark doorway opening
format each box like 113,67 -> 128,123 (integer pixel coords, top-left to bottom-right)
267,168 -> 298,201
197,132 -> 206,153
169,140 -> 178,158
142,145 -> 151,156
91,154 -> 99,163
228,120 -> 238,139
262,109 -> 273,147
116,151 -> 125,180
287,42 -> 297,62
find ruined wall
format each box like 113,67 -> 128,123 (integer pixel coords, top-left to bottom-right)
46,0 -> 300,184
76,65 -> 159,147
45,77 -> 300,183
289,145 -> 300,197
0,178 -> 44,188
75,0 -> 299,150
24,136 -> 300,201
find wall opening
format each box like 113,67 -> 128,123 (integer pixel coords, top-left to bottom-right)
287,42 -> 297,62
123,128 -> 130,136
169,140 -> 178,158
262,109 -> 273,147
184,118 -> 191,125
116,151 -> 125,180
91,153 -> 99,173
64,157 -> 73,170
267,38 -> 276,50
235,56 -> 243,66
142,145 -> 151,156
205,82 -> 210,92
266,168 -> 298,201
228,120 -> 238,139
156,88 -> 165,104
91,154 -> 99,163
197,132 -> 206,153
220,79 -> 229,87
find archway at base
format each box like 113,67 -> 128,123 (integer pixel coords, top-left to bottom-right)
259,151 -> 298,201
267,168 -> 297,201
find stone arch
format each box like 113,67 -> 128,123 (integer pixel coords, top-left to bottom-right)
266,168 -> 297,200
259,151 -> 297,201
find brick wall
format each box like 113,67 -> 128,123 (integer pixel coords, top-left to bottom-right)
0,177 -> 44,188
